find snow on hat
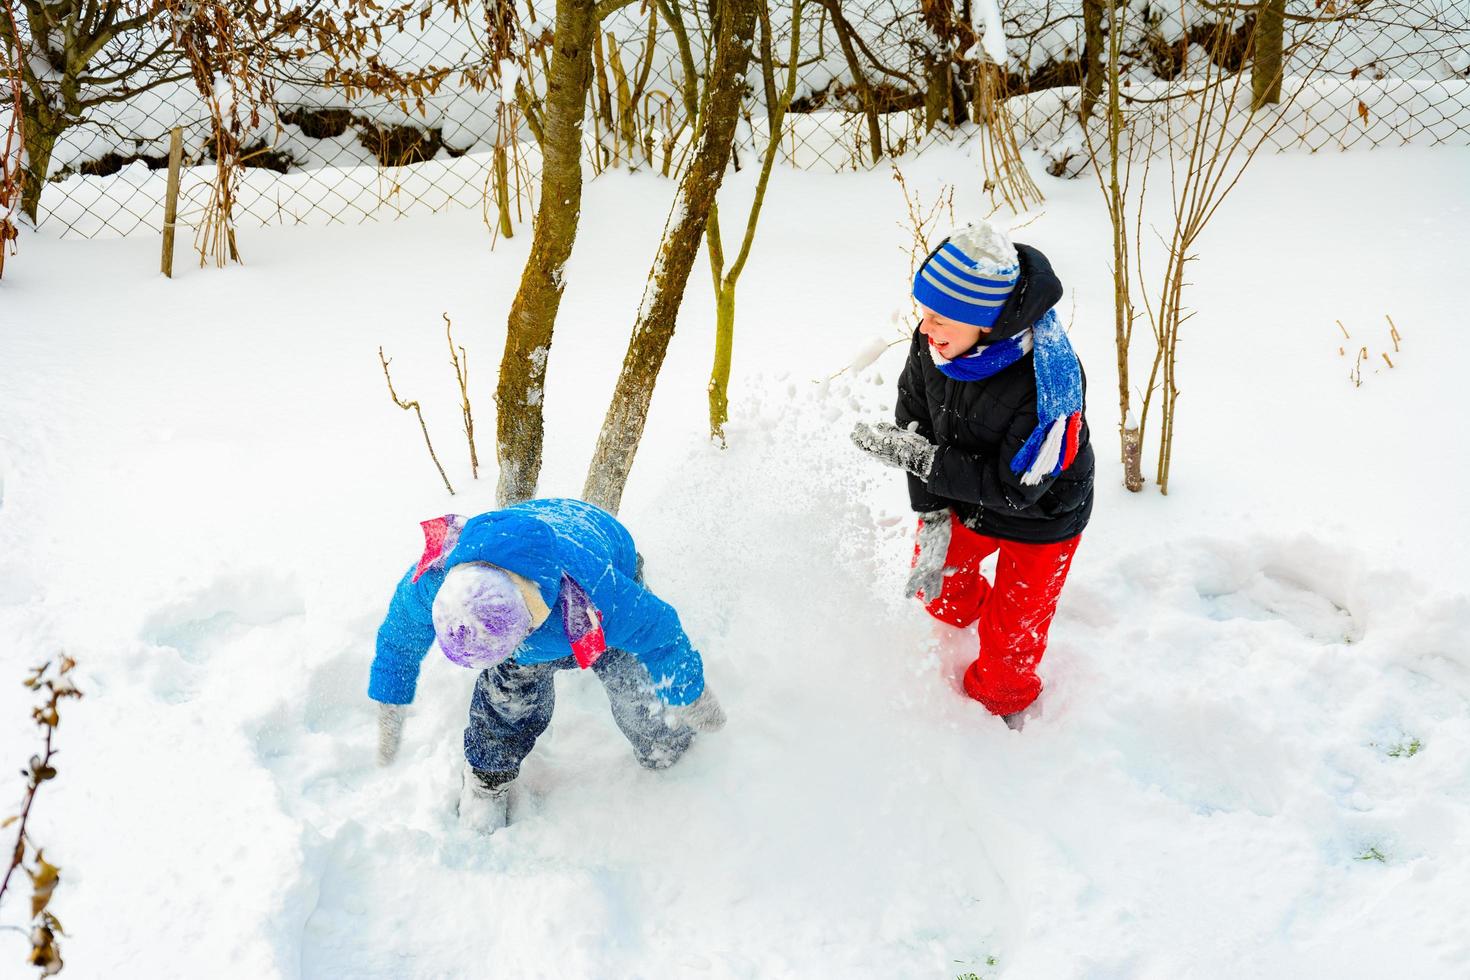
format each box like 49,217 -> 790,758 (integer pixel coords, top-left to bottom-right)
912,221 -> 1020,329
432,562 -> 541,668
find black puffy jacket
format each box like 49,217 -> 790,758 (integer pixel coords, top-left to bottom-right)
895,243 -> 1095,544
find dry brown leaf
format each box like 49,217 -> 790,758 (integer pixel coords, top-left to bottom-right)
30,852 -> 61,918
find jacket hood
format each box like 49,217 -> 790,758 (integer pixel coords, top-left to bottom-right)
447,510 -> 564,609
984,243 -> 1063,343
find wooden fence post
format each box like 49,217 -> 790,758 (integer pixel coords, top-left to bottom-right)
160,127 -> 183,277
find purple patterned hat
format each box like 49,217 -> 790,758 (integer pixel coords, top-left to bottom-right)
431,563 -> 535,668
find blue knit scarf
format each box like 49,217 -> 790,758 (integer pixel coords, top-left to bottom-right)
929,308 -> 1084,485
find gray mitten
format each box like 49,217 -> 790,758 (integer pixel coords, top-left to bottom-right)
905,509 -> 953,601
673,687 -> 727,733
851,420 -> 937,478
377,702 -> 406,766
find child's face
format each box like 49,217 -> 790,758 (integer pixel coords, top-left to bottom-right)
918,305 -> 986,359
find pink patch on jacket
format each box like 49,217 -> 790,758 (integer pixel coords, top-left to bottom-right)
560,573 -> 607,668
412,515 -> 466,582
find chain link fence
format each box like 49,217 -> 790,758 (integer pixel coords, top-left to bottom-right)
8,0 -> 1468,241
1001,0 -> 1470,162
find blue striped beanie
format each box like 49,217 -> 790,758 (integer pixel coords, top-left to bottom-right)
912,222 -> 1020,328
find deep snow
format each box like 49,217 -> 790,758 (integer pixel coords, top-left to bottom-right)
1,142 -> 1468,978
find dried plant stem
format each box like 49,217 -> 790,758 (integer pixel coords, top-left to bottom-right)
592,28 -> 617,166
444,313 -> 479,479
0,726 -> 49,905
1,657 -> 82,975
197,120 -> 243,268
974,62 -> 1043,214
820,334 -> 908,384
892,162 -> 955,319
0,0 -> 21,280
380,346 -> 455,495
629,9 -> 660,168
605,33 -> 636,159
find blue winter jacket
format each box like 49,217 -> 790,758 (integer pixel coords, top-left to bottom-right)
368,498 -> 706,706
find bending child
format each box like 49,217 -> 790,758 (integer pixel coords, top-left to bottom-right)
369,497 -> 725,832
852,220 -> 1095,727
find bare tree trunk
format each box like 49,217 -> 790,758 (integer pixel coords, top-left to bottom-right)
583,0 -> 757,513
819,0 -> 883,164
923,56 -> 948,132
1081,0 -> 1104,120
1251,0 -> 1285,110
18,118 -> 58,222
493,0 -> 597,506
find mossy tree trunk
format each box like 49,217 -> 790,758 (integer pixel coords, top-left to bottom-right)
583,0 -> 757,513
707,281 -> 737,439
493,0 -> 598,505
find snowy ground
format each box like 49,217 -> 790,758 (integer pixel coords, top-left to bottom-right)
2,142 -> 1468,978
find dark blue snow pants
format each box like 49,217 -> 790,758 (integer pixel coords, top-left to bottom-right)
463,648 -> 697,778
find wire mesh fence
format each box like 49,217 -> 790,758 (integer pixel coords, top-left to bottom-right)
5,0 -> 1467,242
1000,0 -> 1470,164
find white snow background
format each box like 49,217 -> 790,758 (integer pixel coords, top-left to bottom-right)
1,141 -> 1468,978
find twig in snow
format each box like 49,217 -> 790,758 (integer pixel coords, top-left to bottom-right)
1,656 -> 83,976
1008,210 -> 1047,234
818,333 -> 909,384
444,313 -> 478,480
379,346 -> 455,496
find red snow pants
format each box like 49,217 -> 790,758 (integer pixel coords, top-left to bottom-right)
916,513 -> 1081,716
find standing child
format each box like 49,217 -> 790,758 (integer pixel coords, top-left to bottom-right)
852,220 -> 1095,726
370,497 -> 725,832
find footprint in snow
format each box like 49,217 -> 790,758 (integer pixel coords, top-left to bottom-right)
1196,566 -> 1361,644
139,570 -> 306,663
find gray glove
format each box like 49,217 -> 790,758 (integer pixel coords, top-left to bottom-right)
673,687 -> 726,733
377,702 -> 407,766
851,420 -> 937,478
905,509 -> 953,601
